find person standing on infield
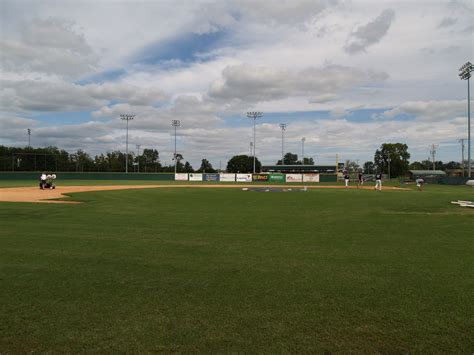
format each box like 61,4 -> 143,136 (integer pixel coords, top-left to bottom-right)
357,172 -> 364,188
375,172 -> 382,190
416,177 -> 425,191
344,173 -> 350,188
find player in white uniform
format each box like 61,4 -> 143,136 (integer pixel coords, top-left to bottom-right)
375,173 -> 382,190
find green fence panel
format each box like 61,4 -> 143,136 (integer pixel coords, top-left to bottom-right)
319,174 -> 337,182
268,173 -> 285,182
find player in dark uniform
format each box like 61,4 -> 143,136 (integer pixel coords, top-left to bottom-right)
357,172 -> 364,188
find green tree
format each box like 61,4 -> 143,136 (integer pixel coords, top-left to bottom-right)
197,159 -> 215,173
70,149 -> 94,172
443,161 -> 461,170
183,161 -> 194,173
408,161 -> 425,170
374,143 -> 410,177
226,155 -> 261,173
277,152 -> 298,165
363,161 -> 375,174
345,160 -> 360,173
141,149 -> 160,172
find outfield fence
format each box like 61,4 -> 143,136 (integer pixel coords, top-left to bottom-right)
0,172 -> 338,182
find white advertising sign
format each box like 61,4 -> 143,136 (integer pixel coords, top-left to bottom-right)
286,174 -> 303,182
236,173 -> 252,182
219,173 -> 236,182
175,173 -> 188,181
303,174 -> 320,182
189,173 -> 203,181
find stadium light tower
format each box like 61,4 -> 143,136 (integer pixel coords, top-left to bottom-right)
279,123 -> 286,165
459,61 -> 473,177
171,120 -> 181,174
250,141 -> 253,157
301,137 -> 306,165
136,144 -> 141,173
120,114 -> 135,173
247,111 -> 263,173
27,128 -> 31,147
459,138 -> 466,176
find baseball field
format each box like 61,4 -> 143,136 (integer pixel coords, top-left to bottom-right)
1,180 -> 473,352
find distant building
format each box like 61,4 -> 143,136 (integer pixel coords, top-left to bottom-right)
262,164 -> 344,173
408,170 -> 447,179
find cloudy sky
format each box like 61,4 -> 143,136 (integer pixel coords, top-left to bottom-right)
0,0 -> 472,168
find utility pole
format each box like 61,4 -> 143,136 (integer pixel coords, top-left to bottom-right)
459,138 -> 466,177
430,144 -> 438,171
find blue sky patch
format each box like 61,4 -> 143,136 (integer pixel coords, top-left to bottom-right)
133,30 -> 228,67
76,68 -> 127,85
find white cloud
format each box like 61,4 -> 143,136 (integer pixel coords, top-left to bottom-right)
208,63 -> 388,103
383,100 -> 467,122
0,80 -> 167,113
344,9 -> 395,54
0,18 -> 98,78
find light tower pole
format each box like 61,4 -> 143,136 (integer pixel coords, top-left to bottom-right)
246,112 -> 263,173
136,144 -> 141,173
27,128 -> 31,147
430,144 -> 438,171
279,123 -> 286,165
120,114 -> 135,173
301,137 -> 305,165
250,142 -> 253,157
459,61 -> 473,177
171,120 -> 181,174
458,138 -> 466,177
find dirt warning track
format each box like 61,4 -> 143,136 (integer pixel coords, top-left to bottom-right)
0,184 -> 408,203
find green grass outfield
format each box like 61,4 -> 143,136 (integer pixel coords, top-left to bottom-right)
1,182 -> 473,351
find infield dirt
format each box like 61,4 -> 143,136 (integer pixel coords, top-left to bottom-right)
0,184 -> 408,203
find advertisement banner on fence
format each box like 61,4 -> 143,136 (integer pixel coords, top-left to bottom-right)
219,173 -> 236,182
303,173 -> 320,182
236,173 -> 252,182
203,173 -> 220,181
286,174 -> 303,182
269,173 -> 285,182
252,174 -> 269,182
189,173 -> 203,181
175,173 -> 188,181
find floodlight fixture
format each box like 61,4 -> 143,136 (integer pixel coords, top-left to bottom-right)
120,114 -> 135,173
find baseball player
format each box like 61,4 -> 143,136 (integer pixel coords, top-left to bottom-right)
375,172 -> 382,190
39,173 -> 47,190
416,177 -> 424,191
357,172 -> 364,188
344,173 -> 350,188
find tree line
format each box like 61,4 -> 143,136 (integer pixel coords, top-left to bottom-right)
0,143 -> 464,176
0,145 -> 217,173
